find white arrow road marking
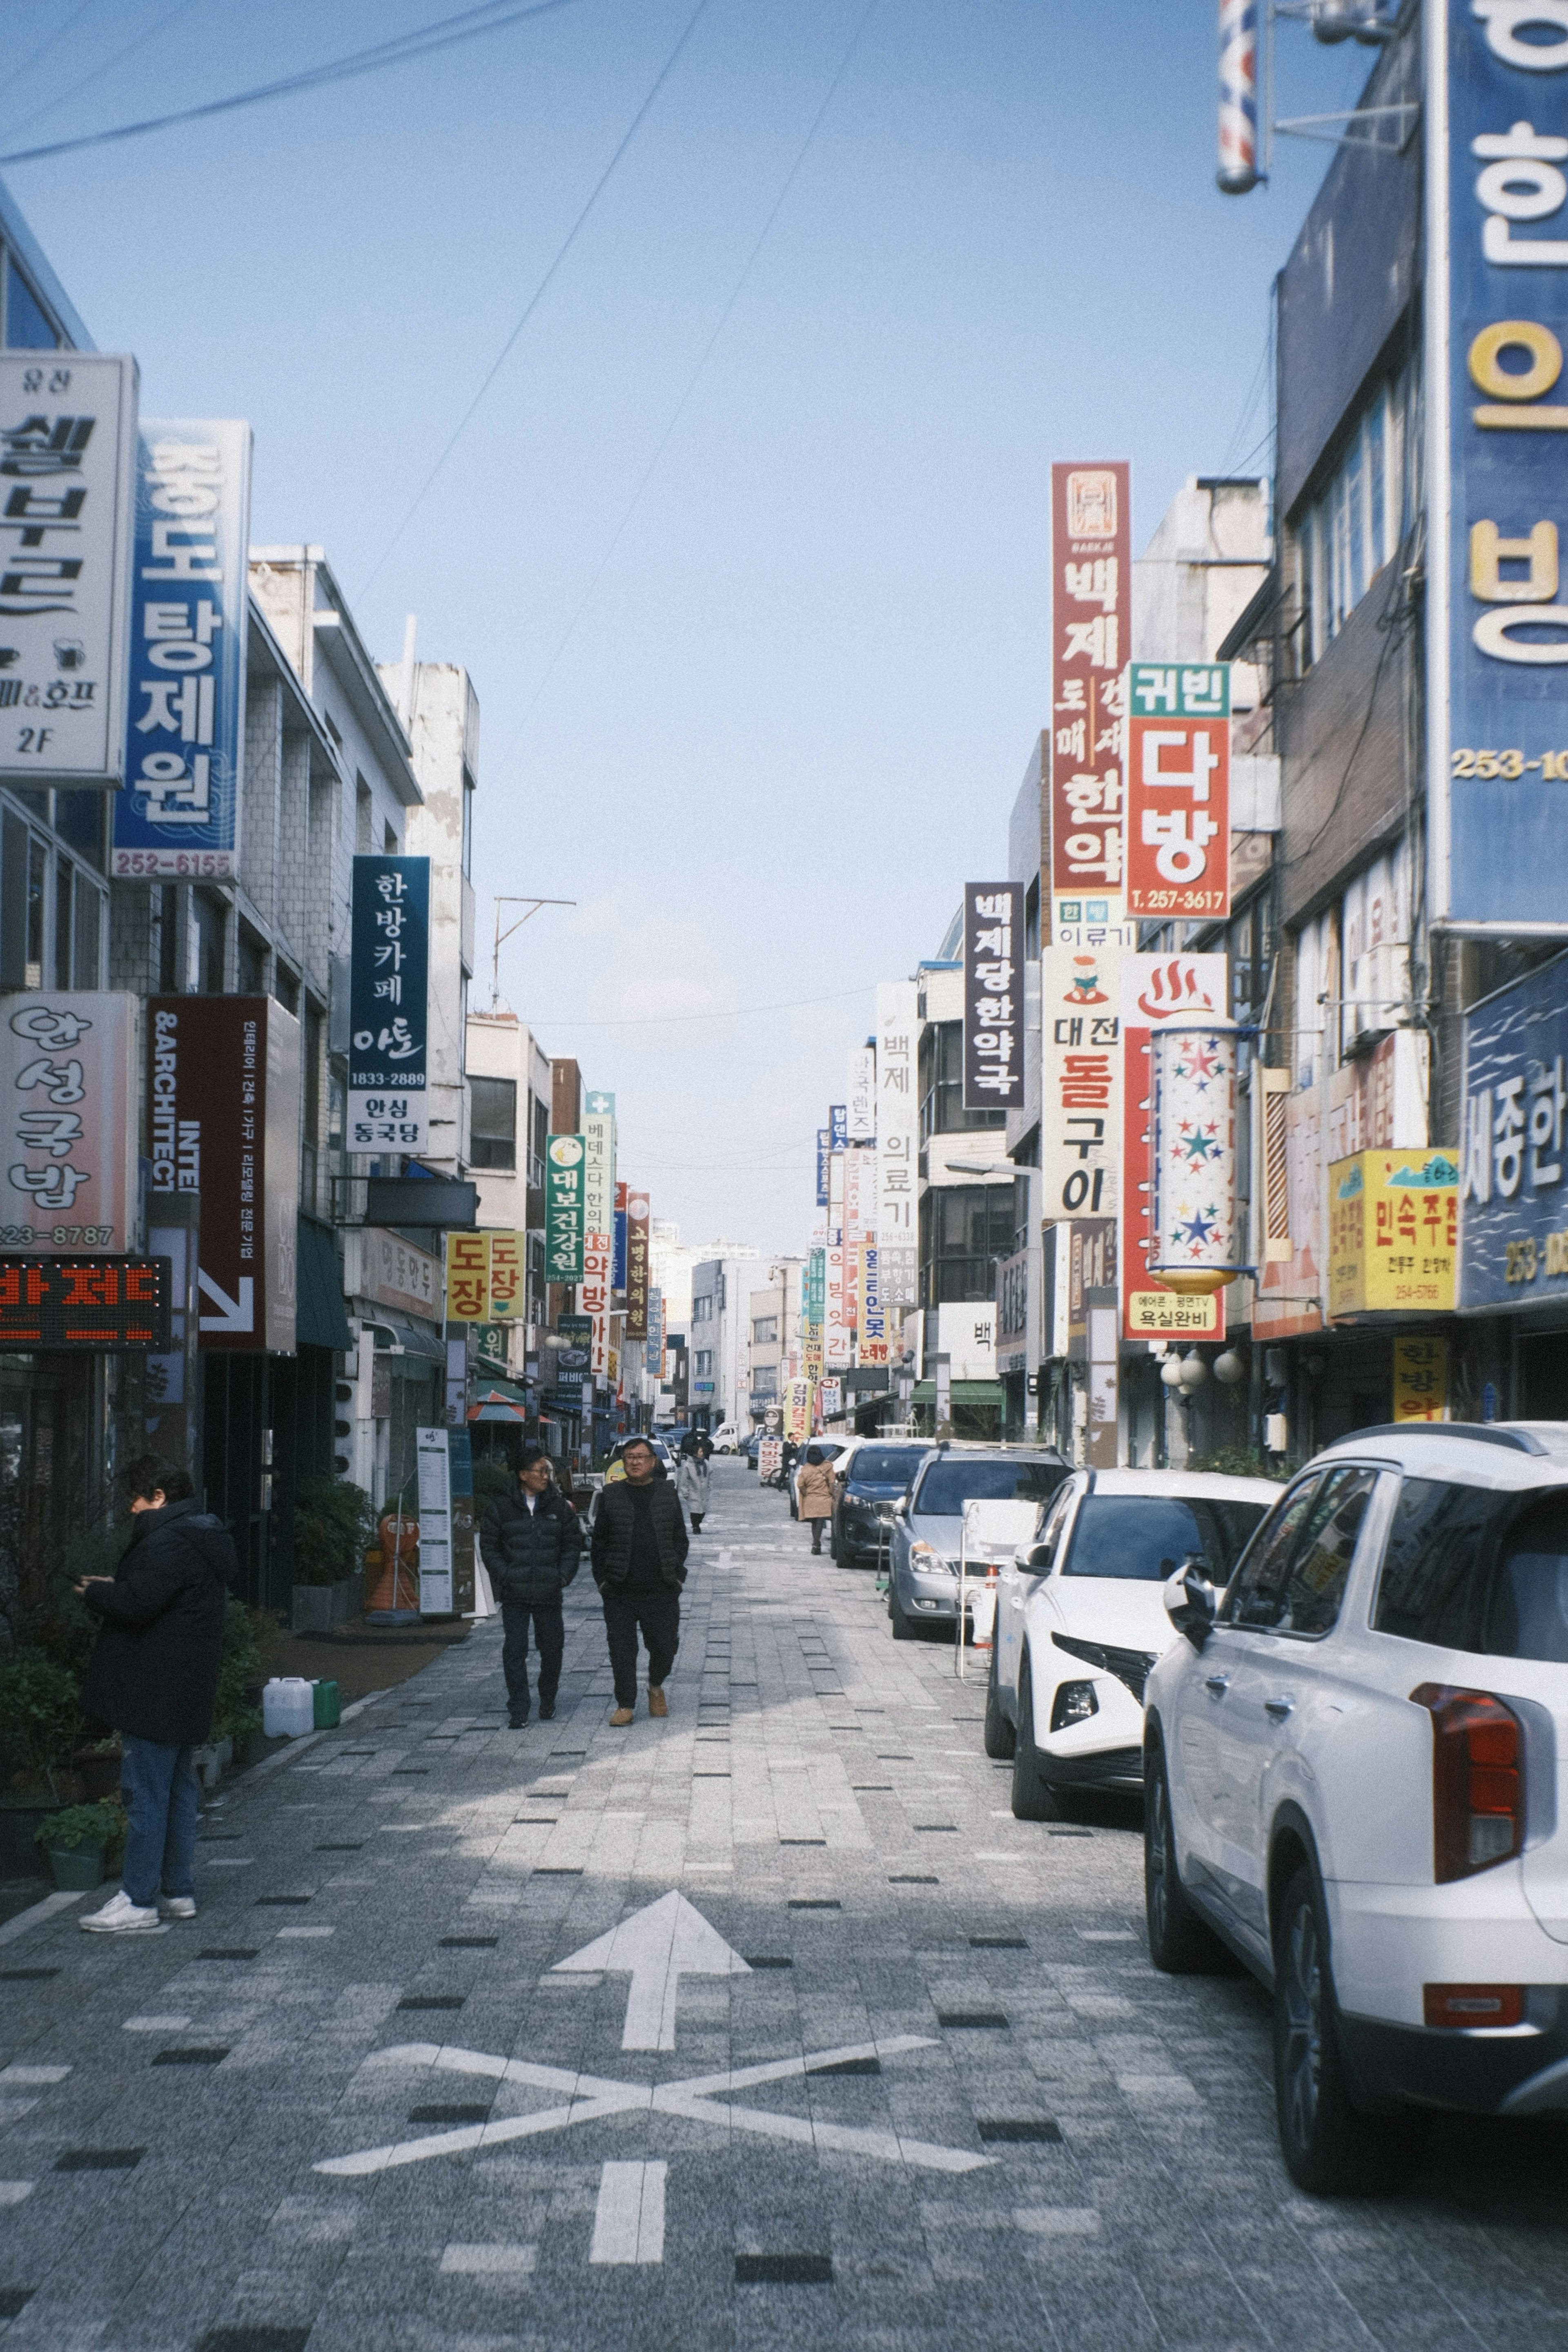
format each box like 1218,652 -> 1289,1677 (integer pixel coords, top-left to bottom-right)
590,2161 -> 666,2264
198,1270 -> 254,1333
314,2035 -> 993,2178
550,1889 -> 751,2051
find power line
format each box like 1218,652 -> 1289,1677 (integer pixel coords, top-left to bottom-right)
0,0 -> 101,105
2,0 -> 201,142
492,0 -> 878,773
0,0 -> 581,165
356,0 -> 711,600
523,982 -> 876,1026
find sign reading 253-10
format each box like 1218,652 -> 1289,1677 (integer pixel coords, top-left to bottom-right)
1433,0 -> 1568,927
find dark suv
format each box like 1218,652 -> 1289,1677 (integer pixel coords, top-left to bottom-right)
833,1440 -> 931,1567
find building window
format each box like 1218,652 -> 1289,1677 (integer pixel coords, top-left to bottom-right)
469,1075 -> 517,1169
303,1002 -> 324,1214
753,1316 -> 778,1345
695,1350 -> 713,1377
918,1182 -> 1016,1306
355,778 -> 372,852
194,889 -> 226,994
1298,351 -> 1418,668
4,256 -> 58,350
237,925 -> 266,995
693,1294 -> 714,1324
158,885 -> 179,993
1024,875 -> 1040,962
462,774 -> 474,877
919,1019 -> 1005,1139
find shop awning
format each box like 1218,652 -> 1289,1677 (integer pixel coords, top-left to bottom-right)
468,1381 -> 530,1423
367,1315 -> 446,1371
910,1380 -> 1005,1407
296,1215 -> 354,1353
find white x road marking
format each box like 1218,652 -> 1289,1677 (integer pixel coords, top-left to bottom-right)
315,2035 -> 995,2178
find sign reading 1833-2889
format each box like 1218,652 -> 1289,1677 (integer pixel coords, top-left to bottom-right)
347,855 -> 430,1153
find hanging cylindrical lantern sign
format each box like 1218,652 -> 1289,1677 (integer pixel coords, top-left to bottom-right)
1216,0 -> 1261,195
1149,1020 -> 1245,1294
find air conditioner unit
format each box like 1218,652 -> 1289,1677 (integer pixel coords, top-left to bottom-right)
1348,940 -> 1410,1032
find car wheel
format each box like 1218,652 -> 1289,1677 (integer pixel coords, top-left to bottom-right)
983,1638 -> 1016,1760
1144,1738 -> 1231,1974
1272,1863 -> 1424,2196
1009,1656 -> 1067,1819
889,1580 -> 917,1641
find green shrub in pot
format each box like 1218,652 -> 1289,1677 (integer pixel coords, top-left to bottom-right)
292,1480 -> 374,1587
34,1797 -> 125,1854
0,1651 -> 81,1799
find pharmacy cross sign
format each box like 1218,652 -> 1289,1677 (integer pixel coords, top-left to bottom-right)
315,1893 -> 993,2181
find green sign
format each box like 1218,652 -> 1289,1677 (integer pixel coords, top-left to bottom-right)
1125,662 -> 1230,719
804,1246 -> 825,1323
545,1133 -> 586,1282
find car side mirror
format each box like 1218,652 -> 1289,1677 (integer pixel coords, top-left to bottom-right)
1020,1541 -> 1054,1573
1163,1555 -> 1219,1651
892,1498 -> 909,1519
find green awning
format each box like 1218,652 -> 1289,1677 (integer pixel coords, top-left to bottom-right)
910,1380 -> 1004,1405
296,1215 -> 354,1353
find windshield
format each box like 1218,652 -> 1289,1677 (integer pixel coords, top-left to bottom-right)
914,1457 -> 1065,1517
1062,1493 -> 1269,1581
851,1447 -> 927,1487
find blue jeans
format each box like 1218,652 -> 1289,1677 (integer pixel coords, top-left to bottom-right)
120,1735 -> 198,1909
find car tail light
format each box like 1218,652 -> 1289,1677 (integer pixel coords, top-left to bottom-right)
1423,1983 -> 1525,2028
1410,1683 -> 1524,1882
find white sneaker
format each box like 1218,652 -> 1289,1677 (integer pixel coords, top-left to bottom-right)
79,1890 -> 167,1935
158,1895 -> 196,1921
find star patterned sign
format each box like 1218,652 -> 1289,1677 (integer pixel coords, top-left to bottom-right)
1150,1023 -> 1241,1288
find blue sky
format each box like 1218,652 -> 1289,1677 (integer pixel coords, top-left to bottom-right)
2,0 -> 1374,1254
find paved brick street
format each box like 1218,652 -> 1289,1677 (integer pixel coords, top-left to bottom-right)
4,1463 -> 1568,2351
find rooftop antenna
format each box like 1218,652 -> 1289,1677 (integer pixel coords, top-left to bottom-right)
490,893 -> 575,1008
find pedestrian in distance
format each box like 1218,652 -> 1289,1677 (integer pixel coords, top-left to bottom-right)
796,1444 -> 836,1556
73,1454 -> 239,1935
591,1435 -> 688,1725
676,1428 -> 711,1531
480,1446 -> 582,1728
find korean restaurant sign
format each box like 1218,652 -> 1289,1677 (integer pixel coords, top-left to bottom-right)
962,882 -> 1025,1108
625,1188 -> 650,1340
348,855 -> 430,1151
0,992 -> 137,1251
1328,1149 -> 1459,1315
347,1226 -> 440,1322
1119,954 -> 1227,1341
875,980 -> 918,1308
111,419 -> 252,878
1394,1335 -> 1449,1422
545,1134 -> 586,1282
1459,946 -> 1568,1305
1041,940 -> 1122,1219
1049,461 -> 1129,910
1124,663 -> 1231,921
0,351 -> 137,788
147,994 -> 300,1351
1428,0 -> 1568,928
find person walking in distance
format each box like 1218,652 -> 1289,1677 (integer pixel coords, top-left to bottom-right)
480,1447 -> 582,1727
796,1444 -> 836,1556
591,1436 -> 687,1724
675,1428 -> 711,1532
73,1455 -> 239,1934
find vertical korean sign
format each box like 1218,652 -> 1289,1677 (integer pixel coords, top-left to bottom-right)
582,1230 -> 612,1374
147,995 -> 300,1351
1040,940 -> 1122,1218
347,856 -> 430,1152
1124,664 -> 1231,921
1429,0 -> 1568,926
815,1128 -> 831,1209
875,980 -> 918,1310
1050,461 -> 1129,917
583,1105 -> 615,1369
111,419 -> 252,876
625,1189 -> 650,1340
0,352 -> 137,787
0,993 -> 137,1247
847,1047 -> 876,1141
445,1233 -> 488,1321
1119,955 -> 1229,1341
963,883 -> 1025,1108
545,1135 -> 586,1283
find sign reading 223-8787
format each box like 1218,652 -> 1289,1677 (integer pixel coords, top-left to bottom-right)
1433,0 -> 1568,926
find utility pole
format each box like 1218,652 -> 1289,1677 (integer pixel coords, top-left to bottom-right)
490,894 -> 576,1007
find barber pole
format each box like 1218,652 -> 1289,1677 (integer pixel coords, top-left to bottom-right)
1217,0 -> 1262,193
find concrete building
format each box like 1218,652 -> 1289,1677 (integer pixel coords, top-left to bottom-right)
690,1251 -> 770,1433
466,1002 -> 551,1341
745,1259 -> 804,1424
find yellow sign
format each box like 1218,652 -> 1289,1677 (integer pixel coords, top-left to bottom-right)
803,1323 -> 823,1380
1124,1289 -> 1221,1337
487,1229 -> 525,1318
445,1231 -> 490,1321
1393,1336 -> 1448,1422
1327,1150 -> 1458,1317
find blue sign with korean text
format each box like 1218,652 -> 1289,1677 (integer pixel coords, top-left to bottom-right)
829,1104 -> 848,1151
111,419 -> 251,881
613,1202 -> 627,1290
347,855 -> 430,1153
1460,948 -> 1568,1307
815,1128 -> 831,1207
1434,1 -> 1568,927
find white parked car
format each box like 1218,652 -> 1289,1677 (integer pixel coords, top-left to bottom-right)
986,1467 -> 1277,1820
1143,1422 -> 1568,2194
710,1422 -> 740,1454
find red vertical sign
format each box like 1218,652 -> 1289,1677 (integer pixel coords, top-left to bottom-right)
1124,665 -> 1231,921
626,1189 -> 650,1340
1050,462 -> 1130,903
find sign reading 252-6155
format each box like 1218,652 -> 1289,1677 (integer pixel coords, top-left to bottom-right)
1434,0 -> 1568,927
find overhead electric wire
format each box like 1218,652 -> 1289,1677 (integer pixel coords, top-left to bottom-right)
356,0 -> 711,598
0,0 -> 581,165
0,0 -> 101,104
2,0 -> 202,142
521,981 -> 875,1026
492,0 -> 879,773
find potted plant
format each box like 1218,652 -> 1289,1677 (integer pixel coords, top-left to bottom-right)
33,1797 -> 126,1892
290,1480 -> 373,1632
202,1601 -> 266,1779
0,1651 -> 82,1877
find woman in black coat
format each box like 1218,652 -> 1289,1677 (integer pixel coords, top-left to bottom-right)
75,1454 -> 238,1935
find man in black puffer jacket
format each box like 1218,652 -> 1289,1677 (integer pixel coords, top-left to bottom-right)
590,1438 -> 688,1725
75,1454 -> 238,1935
480,1448 -> 583,1727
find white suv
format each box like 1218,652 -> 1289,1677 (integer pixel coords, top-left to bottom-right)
1143,1422 -> 1568,2194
